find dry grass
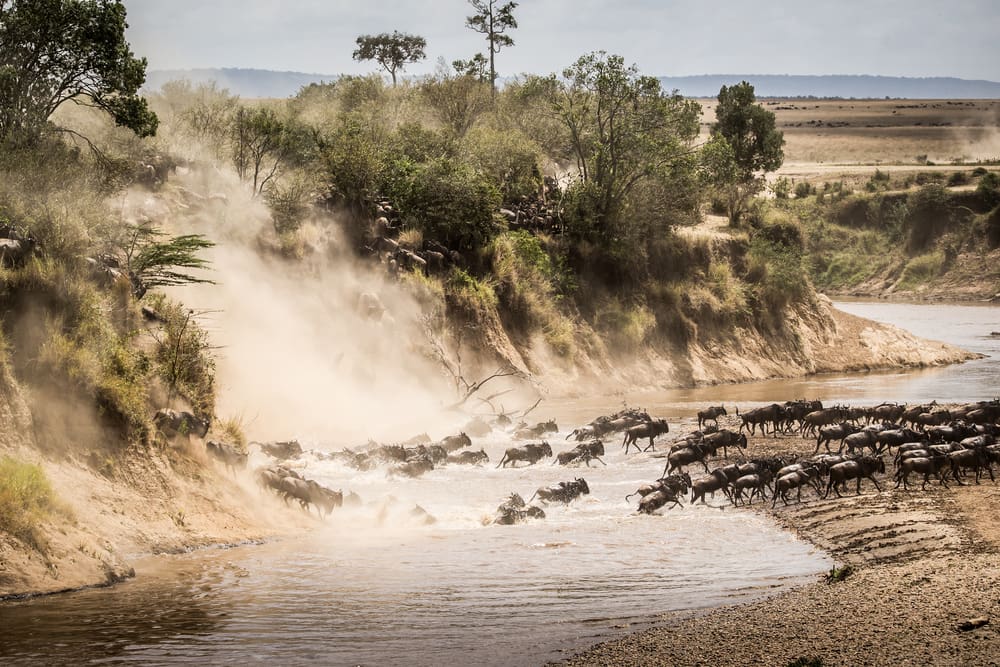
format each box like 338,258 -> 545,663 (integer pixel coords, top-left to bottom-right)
0,456 -> 55,551
698,98 -> 1000,166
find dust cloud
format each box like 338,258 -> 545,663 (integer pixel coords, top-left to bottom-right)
121,167 -> 461,446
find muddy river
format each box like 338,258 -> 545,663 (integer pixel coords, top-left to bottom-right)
1,300 -> 996,666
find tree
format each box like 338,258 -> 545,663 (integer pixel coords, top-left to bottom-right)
707,81 -> 784,225
0,0 -> 157,146
465,0 -> 518,99
352,31 -> 427,87
452,52 -> 489,82
119,225 -> 215,299
549,52 -> 701,242
231,106 -> 288,196
420,63 -> 492,138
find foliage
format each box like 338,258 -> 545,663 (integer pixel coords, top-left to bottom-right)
898,251 -> 945,290
747,220 -> 809,311
231,106 -> 293,196
390,158 -> 502,250
420,65 -> 492,138
452,53 -> 489,82
707,81 -> 784,224
352,31 -> 427,87
0,456 -> 54,550
904,184 -> 953,252
461,124 -> 542,203
265,170 -> 317,236
151,79 -> 237,161
119,225 -> 215,299
549,52 -> 701,243
464,0 -> 518,97
444,267 -> 498,315
145,294 -> 216,417
0,0 -> 158,146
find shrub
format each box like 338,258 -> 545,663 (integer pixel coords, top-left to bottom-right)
444,268 -> 497,316
0,456 -> 54,551
947,171 -> 969,186
392,158 -> 502,251
904,184 -> 952,252
771,177 -> 791,199
794,181 -> 813,199
145,294 -> 216,418
898,251 -> 945,289
461,125 -> 543,203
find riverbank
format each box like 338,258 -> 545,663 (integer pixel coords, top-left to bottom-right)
562,424 -> 1000,667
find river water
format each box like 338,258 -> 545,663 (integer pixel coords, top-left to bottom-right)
2,300 -> 997,667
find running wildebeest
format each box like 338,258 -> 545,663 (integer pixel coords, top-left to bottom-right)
529,478 -> 590,504
154,409 -> 210,443
622,419 -> 670,454
496,442 -> 553,468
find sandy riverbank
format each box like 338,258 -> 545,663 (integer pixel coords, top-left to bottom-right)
563,423 -> 1000,667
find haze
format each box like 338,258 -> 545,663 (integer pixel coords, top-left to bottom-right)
124,0 -> 1000,81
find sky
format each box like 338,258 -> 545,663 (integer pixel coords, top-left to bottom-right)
123,0 -> 1000,81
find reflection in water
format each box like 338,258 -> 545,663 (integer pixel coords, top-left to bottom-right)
2,301 -> 994,666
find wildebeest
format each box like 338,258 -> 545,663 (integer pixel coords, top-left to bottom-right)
206,441 -> 247,474
514,420 -> 559,440
493,493 -> 546,525
948,446 -> 993,484
529,478 -> 590,504
446,449 -> 489,465
739,404 -> 784,436
663,443 -> 711,476
697,405 -> 727,430
772,467 -> 822,506
626,473 -> 691,503
440,432 -> 473,452
637,488 -> 684,514
894,453 -> 950,491
393,457 -> 435,478
730,469 -> 773,506
689,469 -> 732,505
154,409 -> 210,442
824,456 -> 885,498
701,430 -> 748,459
554,440 -> 606,466
257,440 -> 303,461
814,422 -> 860,454
496,442 -> 553,468
622,419 -> 670,454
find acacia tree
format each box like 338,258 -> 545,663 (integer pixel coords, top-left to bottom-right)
549,52 -> 701,241
706,81 -> 784,225
352,31 -> 427,87
465,0 -> 518,98
231,106 -> 290,196
0,0 -> 157,146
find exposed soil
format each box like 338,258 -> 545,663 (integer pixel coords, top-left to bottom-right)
562,419 -> 1000,667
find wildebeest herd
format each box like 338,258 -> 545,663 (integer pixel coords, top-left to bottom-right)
157,398 -> 1000,526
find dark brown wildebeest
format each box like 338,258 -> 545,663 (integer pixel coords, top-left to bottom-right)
824,456 -> 885,498
814,422 -> 860,454
637,488 -> 684,513
663,443 -> 711,476
447,449 -> 489,465
700,430 -> 748,459
697,405 -> 727,430
514,420 -> 559,440
626,472 -> 692,504
894,452 -> 950,491
689,469 -> 731,505
493,493 -> 546,525
622,419 -> 670,454
496,442 -> 553,468
554,440 -> 606,466
529,478 -> 590,504
154,409 -> 210,443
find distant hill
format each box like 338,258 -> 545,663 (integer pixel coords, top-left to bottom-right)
144,68 -> 1000,100
144,68 -> 339,98
657,74 -> 1000,99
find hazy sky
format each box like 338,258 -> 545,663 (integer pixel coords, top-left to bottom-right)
123,0 -> 1000,80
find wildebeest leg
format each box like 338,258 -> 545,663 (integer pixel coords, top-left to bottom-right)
592,456 -> 606,466
869,474 -> 881,492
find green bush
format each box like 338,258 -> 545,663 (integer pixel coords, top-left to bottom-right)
0,456 -> 54,551
904,184 -> 952,252
392,158 -> 502,251
947,171 -> 969,186
794,181 -> 813,199
898,251 -> 945,290
461,125 -> 543,204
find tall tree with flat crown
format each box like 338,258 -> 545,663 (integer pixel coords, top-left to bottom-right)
0,0 -> 158,146
464,0 -> 518,99
352,31 -> 427,87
